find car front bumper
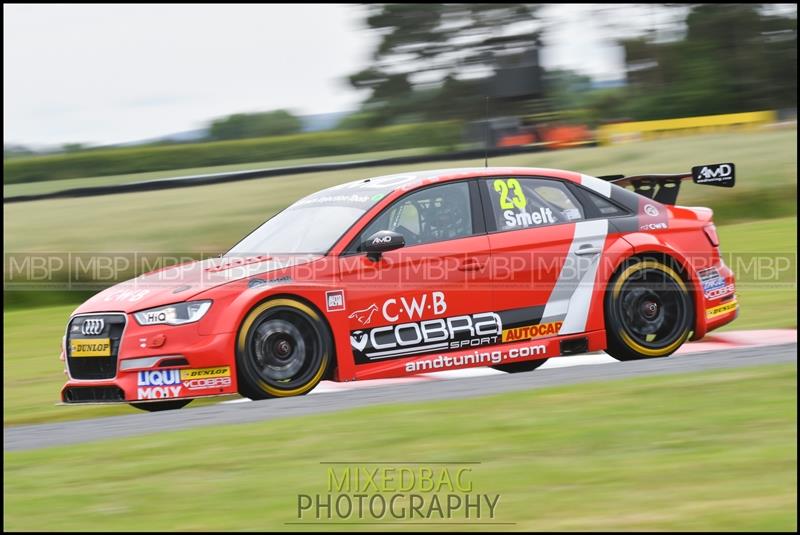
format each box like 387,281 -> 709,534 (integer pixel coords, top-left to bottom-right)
61,312 -> 239,404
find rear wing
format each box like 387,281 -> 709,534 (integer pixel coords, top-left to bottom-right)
598,163 -> 735,205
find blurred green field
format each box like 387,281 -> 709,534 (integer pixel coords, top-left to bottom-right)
4,129 -> 796,254
3,148 -> 433,198
3,121 -> 462,185
3,216 -> 795,427
715,217 -> 797,330
4,364 -> 796,531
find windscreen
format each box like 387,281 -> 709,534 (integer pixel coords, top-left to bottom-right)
225,178 -> 399,255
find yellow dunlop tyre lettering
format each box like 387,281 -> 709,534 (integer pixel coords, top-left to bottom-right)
611,259 -> 691,358
237,298 -> 329,398
619,328 -> 687,357
613,260 -> 687,299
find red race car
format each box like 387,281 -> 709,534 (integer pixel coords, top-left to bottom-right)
61,164 -> 738,411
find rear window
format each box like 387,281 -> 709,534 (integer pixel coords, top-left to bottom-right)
583,190 -> 628,216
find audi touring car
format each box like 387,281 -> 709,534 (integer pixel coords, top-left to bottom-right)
61,164 -> 738,411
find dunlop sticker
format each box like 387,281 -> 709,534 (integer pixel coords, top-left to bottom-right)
70,338 -> 111,357
706,300 -> 738,320
179,366 -> 231,381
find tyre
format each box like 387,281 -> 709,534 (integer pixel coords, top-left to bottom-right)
605,258 -> 693,361
130,399 -> 193,412
491,358 -> 549,374
236,298 -> 333,400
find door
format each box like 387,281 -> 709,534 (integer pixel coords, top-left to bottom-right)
336,180 -> 497,366
481,176 -> 609,341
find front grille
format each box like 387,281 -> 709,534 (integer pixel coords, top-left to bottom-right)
63,386 -> 125,403
66,314 -> 126,380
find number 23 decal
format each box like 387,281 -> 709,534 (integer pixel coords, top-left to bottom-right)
493,178 -> 527,210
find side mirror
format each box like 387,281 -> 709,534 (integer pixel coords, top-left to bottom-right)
362,230 -> 405,261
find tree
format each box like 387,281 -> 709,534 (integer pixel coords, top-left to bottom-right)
208,110 -> 302,140
3,144 -> 36,159
349,4 -> 544,125
62,143 -> 88,153
543,70 -> 593,114
620,4 -> 797,119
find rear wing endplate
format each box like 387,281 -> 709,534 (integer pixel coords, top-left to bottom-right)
598,163 -> 735,205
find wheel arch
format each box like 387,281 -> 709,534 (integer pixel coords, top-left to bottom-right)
235,292 -> 339,382
603,248 -> 705,340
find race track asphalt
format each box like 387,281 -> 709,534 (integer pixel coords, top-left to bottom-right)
4,343 -> 796,452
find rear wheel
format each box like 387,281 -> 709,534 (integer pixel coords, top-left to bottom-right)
491,358 -> 549,374
236,298 -> 332,400
605,258 -> 693,361
130,399 -> 192,412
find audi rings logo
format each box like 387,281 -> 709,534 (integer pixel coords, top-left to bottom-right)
81,318 -> 105,336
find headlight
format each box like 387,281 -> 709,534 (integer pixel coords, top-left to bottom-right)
134,300 -> 212,326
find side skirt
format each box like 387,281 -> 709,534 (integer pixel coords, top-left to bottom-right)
350,330 -> 607,381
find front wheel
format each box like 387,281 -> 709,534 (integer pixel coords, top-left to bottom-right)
236,298 -> 333,400
130,399 -> 192,412
605,258 -> 693,361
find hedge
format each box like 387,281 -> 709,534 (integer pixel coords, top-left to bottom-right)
4,121 -> 463,184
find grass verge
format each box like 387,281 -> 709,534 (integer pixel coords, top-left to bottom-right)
3,364 -> 796,531
3,148 -> 434,198
716,216 -> 797,331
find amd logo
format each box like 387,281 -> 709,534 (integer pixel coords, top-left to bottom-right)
692,163 -> 735,187
700,164 -> 732,179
